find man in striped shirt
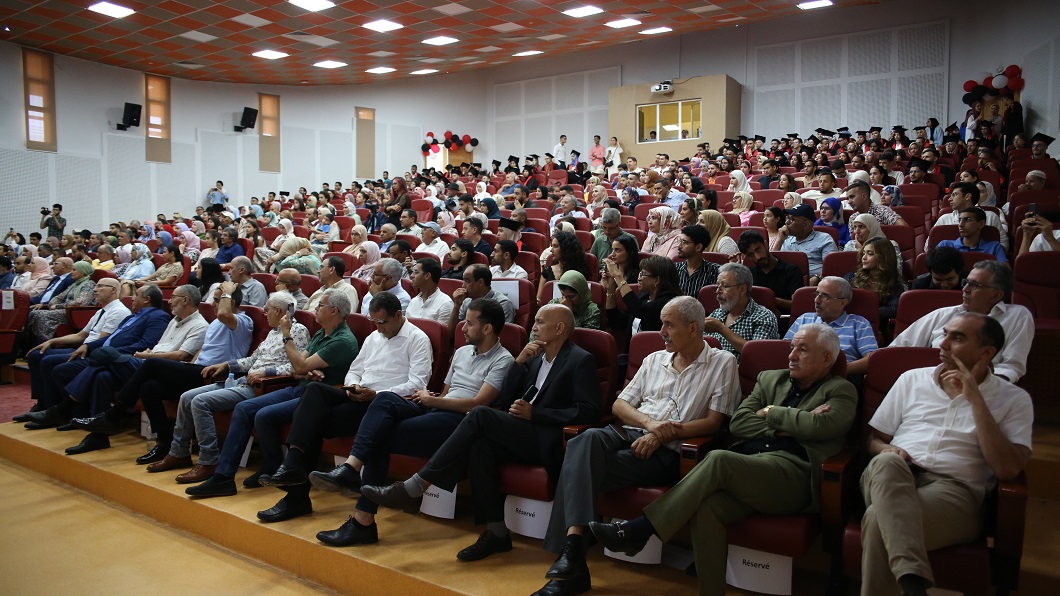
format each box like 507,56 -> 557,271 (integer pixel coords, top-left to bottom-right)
674,225 -> 719,297
534,296 -> 740,595
784,276 -> 877,376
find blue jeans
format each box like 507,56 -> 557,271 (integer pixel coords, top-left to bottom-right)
170,382 -> 255,465
214,385 -> 304,478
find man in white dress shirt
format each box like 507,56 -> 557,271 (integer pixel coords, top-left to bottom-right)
416,221 -> 450,259
490,240 -> 528,280
553,135 -> 569,169
406,258 -> 454,324
360,258 -> 412,314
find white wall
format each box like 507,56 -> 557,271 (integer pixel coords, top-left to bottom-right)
0,0 -> 1056,235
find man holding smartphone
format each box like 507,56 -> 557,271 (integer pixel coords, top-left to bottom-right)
1018,202 -> 1060,255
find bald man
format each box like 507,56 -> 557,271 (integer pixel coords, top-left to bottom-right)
30,257 -> 75,305
275,268 -> 309,309
362,304 -> 602,562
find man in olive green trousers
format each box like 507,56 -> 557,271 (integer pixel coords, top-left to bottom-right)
590,323 -> 858,596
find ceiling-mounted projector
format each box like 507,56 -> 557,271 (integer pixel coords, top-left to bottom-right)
651,80 -> 674,94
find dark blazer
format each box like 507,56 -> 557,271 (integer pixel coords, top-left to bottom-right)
85,307 -> 171,354
495,340 -> 601,479
29,273 -> 74,305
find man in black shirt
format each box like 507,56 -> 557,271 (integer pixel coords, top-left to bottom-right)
442,239 -> 476,279
738,230 -> 802,315
910,246 -> 966,290
756,160 -> 781,189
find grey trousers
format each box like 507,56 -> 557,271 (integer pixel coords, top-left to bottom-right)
169,382 -> 256,465
542,425 -> 678,553
859,452 -> 983,595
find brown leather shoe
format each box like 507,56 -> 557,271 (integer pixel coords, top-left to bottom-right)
175,464 -> 217,484
146,454 -> 193,473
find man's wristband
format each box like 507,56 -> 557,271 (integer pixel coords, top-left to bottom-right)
220,293 -> 232,300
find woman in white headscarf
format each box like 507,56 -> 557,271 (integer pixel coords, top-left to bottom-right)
473,181 -> 491,201
642,206 -> 683,259
728,169 -> 751,193
844,212 -> 902,262
257,217 -> 294,272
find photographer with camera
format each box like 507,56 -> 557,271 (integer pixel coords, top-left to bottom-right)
40,204 -> 66,240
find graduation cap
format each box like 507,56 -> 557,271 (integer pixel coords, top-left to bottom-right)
913,126 -> 927,131
472,162 -> 482,169
1030,132 -> 1055,147
837,126 -> 850,133
787,133 -> 800,139
838,131 -> 852,139
855,130 -> 868,136
815,128 -> 835,137
460,162 -> 470,168
869,126 -> 882,133
498,217 -> 522,232
544,152 -> 555,159
507,155 -> 519,163
722,138 -> 739,146
570,150 -> 581,159
738,135 -> 748,141
946,122 -> 958,130
530,154 -> 540,160
892,125 -> 907,133
754,135 -> 766,142
942,135 -> 960,144
491,159 -> 502,167
807,135 -> 820,143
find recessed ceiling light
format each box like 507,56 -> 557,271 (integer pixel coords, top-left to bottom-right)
513,50 -> 543,57
563,6 -> 603,18
423,36 -> 458,46
313,60 -> 346,68
88,2 -> 135,19
363,19 -> 403,33
252,49 -> 288,60
232,14 -> 270,28
433,3 -> 472,16
368,50 -> 396,57
606,18 -> 641,29
410,69 -> 439,75
797,0 -> 834,9
640,27 -> 672,35
688,4 -> 722,14
289,0 -> 335,12
180,31 -> 218,43
717,16 -> 746,23
366,67 -> 396,74
491,23 -> 524,32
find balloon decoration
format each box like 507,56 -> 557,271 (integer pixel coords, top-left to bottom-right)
444,131 -> 453,140
962,65 -> 1024,105
421,143 -> 430,152
430,144 -> 441,153
422,129 -> 482,156
470,138 -> 479,147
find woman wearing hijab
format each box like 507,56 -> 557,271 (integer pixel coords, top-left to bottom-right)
137,224 -> 156,243
815,197 -> 850,246
698,209 -> 740,259
22,257 -> 55,298
474,182 -> 491,201
642,206 -> 682,259
844,213 -> 902,261
350,240 -> 382,283
533,270 -> 601,339
191,219 -> 207,237
880,185 -> 904,207
342,224 -> 369,257
437,208 -> 459,235
976,180 -> 997,208
26,261 -> 96,344
155,230 -> 176,255
728,169 -> 752,193
781,192 -> 803,210
729,190 -> 759,226
275,237 -> 323,275
122,245 -> 183,296
257,218 -> 294,272
479,197 -> 503,220
177,230 -> 202,265
118,243 -> 157,285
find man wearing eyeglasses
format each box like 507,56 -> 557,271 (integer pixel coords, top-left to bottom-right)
703,263 -> 779,361
185,289 -> 359,505
275,268 -> 308,310
361,258 -> 411,315
891,260 -> 1033,383
254,291 -> 430,523
15,277 -> 130,423
784,276 -> 878,376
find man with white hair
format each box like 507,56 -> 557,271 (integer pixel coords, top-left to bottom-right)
703,263 -> 780,360
549,197 -> 587,230
360,257 -> 411,314
589,323 -> 857,596
785,276 -> 878,376
533,297 -> 740,595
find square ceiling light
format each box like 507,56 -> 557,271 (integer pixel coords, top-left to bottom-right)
606,19 -> 641,29
313,60 -> 346,68
88,2 -> 135,18
366,66 -> 396,74
289,0 -> 335,12
563,6 -> 603,18
363,19 -> 403,33
252,50 -> 288,60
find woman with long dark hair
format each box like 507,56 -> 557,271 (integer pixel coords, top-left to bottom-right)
605,255 -> 680,335
196,257 -> 225,303
384,176 -> 410,226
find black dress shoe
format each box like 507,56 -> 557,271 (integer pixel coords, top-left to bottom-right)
185,475 -> 237,498
69,415 -> 120,435
56,422 -> 80,431
545,542 -> 589,580
360,481 -> 421,512
531,575 -> 591,596
24,406 -> 70,430
316,516 -> 379,546
309,464 -> 361,495
242,471 -> 265,489
135,444 -> 168,465
65,433 -> 111,455
257,496 -> 312,523
588,520 -> 648,557
12,403 -> 44,423
259,464 -> 308,487
456,530 -> 513,562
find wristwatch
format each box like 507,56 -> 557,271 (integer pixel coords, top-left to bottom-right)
283,336 -> 294,343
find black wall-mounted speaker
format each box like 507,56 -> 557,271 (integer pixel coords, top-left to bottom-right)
117,102 -> 141,130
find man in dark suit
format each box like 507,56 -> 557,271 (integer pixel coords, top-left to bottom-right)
28,257 -> 74,305
361,303 -> 601,560
24,283 -> 171,429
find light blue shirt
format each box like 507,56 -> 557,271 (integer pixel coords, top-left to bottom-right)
360,285 -> 412,315
781,230 -> 838,276
935,238 -> 1008,263
785,312 -> 878,364
206,188 -> 228,206
194,313 -> 253,366
662,188 -> 690,211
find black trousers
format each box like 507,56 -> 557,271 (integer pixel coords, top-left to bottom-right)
283,382 -> 371,498
110,359 -> 207,444
419,406 -> 547,525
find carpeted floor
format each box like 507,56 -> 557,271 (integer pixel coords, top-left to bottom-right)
0,382 -> 33,423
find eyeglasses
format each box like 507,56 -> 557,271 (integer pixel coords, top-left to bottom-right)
813,291 -> 843,302
637,271 -> 656,278
964,279 -> 998,292
369,316 -> 390,325
716,283 -> 745,291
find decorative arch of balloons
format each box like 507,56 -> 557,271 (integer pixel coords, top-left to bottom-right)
961,64 -> 1025,105
420,131 -> 480,156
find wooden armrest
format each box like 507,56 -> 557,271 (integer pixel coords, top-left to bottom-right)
819,447 -> 863,527
678,434 -> 731,477
250,374 -> 298,396
562,416 -> 616,446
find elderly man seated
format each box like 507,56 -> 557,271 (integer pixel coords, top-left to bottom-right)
589,323 -> 857,596
360,257 -> 411,314
785,275 -> 878,376
891,260 -> 1032,383
534,297 -> 740,595
704,263 -> 780,360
